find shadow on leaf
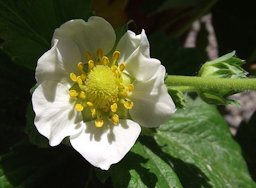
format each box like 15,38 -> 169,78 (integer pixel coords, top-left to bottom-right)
235,112 -> 256,181
140,135 -> 211,188
109,148 -> 157,188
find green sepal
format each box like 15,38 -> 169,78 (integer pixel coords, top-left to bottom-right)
199,91 -> 239,105
167,87 -> 187,108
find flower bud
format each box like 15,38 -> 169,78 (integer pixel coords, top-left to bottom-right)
198,51 -> 247,105
198,51 -> 247,79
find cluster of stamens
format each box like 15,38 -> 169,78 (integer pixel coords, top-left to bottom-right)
69,49 -> 134,128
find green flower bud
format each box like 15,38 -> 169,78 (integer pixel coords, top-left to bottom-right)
198,51 -> 247,78
198,51 -> 247,105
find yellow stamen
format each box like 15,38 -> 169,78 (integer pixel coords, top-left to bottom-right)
88,60 -> 94,69
102,56 -> 109,65
69,90 -> 78,98
112,114 -> 119,125
95,119 -> 104,128
77,77 -> 83,85
97,48 -> 103,58
86,101 -> 93,107
77,62 -> 84,72
91,108 -> 96,118
119,63 -> 125,72
79,91 -> 86,99
124,101 -> 133,109
120,90 -> 128,97
70,73 -> 77,82
85,51 -> 93,61
80,73 -> 86,81
112,51 -> 120,63
69,49 -> 133,127
111,65 -> 118,72
75,104 -> 84,112
110,103 -> 118,112
127,84 -> 134,92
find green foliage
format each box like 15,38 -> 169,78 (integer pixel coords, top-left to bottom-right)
110,142 -> 182,188
154,98 -> 255,187
108,98 -> 255,187
0,141 -> 106,188
167,87 -> 187,108
0,0 -> 92,70
1,98 -> 255,187
235,112 -> 256,181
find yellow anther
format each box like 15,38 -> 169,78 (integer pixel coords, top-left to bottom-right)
69,90 -> 78,98
119,63 -> 125,72
75,104 -> 84,112
85,51 -> 93,61
95,119 -> 104,128
127,84 -> 134,92
102,56 -> 109,65
80,73 -> 86,81
97,48 -> 103,58
86,101 -> 93,107
120,90 -> 128,97
112,51 -> 120,62
70,73 -> 77,82
91,108 -> 96,118
77,77 -> 83,85
112,114 -> 119,125
79,91 -> 86,99
110,103 -> 118,112
111,65 -> 118,72
88,60 -> 94,69
124,101 -> 134,109
77,62 -> 84,72
114,71 -> 121,78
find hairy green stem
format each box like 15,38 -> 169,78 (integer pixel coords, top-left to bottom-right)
168,86 -> 197,93
166,76 -> 256,92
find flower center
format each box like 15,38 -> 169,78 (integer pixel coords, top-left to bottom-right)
85,65 -> 118,110
69,49 -> 134,128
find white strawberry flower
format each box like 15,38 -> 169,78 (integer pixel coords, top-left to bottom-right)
32,16 -> 176,170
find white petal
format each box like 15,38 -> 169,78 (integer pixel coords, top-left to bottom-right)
70,120 -> 141,170
53,16 -> 116,61
117,30 -> 150,62
130,66 -> 176,127
116,30 -> 160,81
32,81 -> 83,146
35,40 -> 70,84
124,48 -> 161,81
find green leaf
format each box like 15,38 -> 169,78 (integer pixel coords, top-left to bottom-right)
235,112 -> 256,181
0,141 -> 105,188
154,98 -> 256,187
110,142 -> 182,188
0,50 -> 34,154
0,0 -> 92,70
0,168 -> 12,188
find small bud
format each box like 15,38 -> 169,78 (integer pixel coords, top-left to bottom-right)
198,51 -> 247,79
198,51 -> 247,105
